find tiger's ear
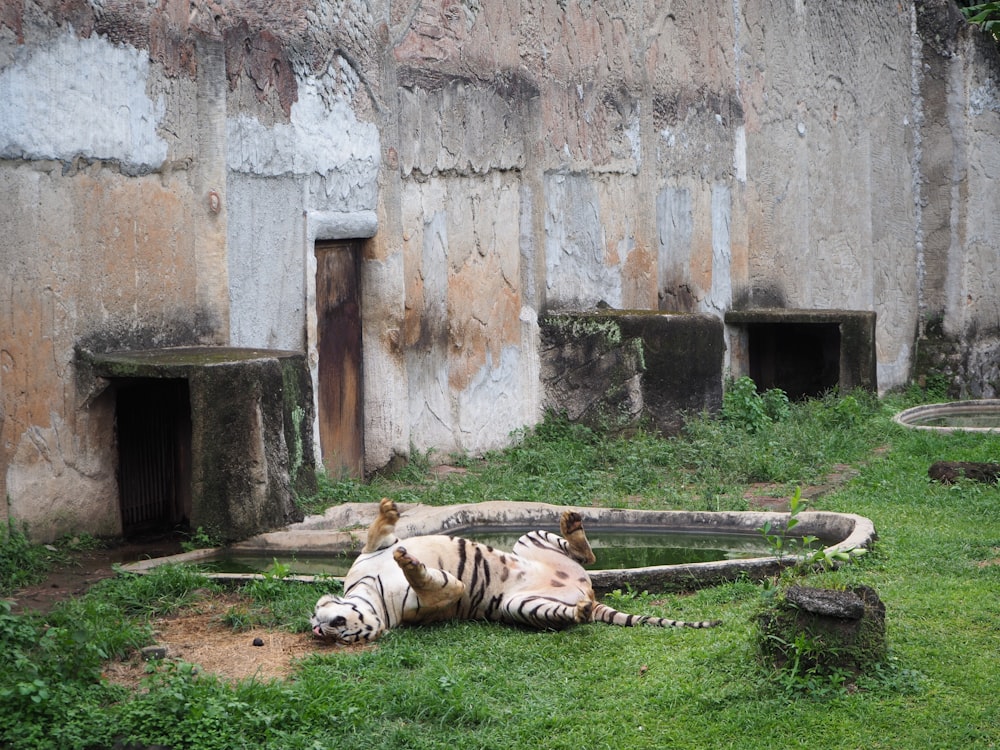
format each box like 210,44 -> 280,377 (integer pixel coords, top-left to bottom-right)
315,594 -> 340,608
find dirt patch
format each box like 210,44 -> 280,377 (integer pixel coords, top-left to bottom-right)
976,548 -> 1000,569
102,593 -> 362,688
743,462 -> 867,511
9,535 -> 185,616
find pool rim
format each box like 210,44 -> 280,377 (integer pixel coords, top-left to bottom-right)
120,503 -> 876,593
893,399 -> 1000,433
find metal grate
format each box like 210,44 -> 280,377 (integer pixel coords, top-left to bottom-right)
116,380 -> 189,534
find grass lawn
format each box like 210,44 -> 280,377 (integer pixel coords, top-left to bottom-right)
2,388 -> 999,749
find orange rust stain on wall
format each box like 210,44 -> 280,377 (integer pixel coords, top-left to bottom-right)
446,254 -> 521,392
688,191 -> 715,302
2,170 -> 201,511
621,242 -> 657,309
72,177 -> 198,316
401,228 -> 427,350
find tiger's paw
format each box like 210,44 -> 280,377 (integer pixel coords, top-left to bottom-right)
560,510 -> 585,538
379,498 -> 400,524
575,598 -> 594,623
393,546 -> 424,574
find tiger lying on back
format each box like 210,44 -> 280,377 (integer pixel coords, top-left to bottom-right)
310,498 -> 720,643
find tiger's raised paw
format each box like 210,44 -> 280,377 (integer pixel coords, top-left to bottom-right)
560,510 -> 585,537
378,498 -> 400,524
393,546 -> 423,574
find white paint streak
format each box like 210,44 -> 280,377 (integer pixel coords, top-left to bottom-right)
227,79 -> 380,177
544,173 -> 621,308
969,82 -> 1000,116
457,346 -> 525,446
705,183 -> 732,314
0,32 -> 167,167
734,125 -> 747,184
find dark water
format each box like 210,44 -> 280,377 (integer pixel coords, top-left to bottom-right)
196,528 -> 783,577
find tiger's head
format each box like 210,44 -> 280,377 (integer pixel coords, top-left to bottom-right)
310,594 -> 382,643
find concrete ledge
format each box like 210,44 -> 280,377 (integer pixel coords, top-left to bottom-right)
894,400 -> 1000,433
540,311 -> 725,434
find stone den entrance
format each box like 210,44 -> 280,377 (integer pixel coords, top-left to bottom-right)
80,347 -> 317,542
115,378 -> 192,535
725,309 -> 877,398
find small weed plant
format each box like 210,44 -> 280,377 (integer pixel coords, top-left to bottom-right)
0,521 -> 62,596
180,526 -> 223,552
962,1 -> 1000,42
759,486 -> 866,574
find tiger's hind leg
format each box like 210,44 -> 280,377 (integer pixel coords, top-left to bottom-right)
560,511 -> 596,565
363,498 -> 401,553
393,547 -> 466,615
501,593 -> 594,630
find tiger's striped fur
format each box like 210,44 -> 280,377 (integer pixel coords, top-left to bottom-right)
310,498 -> 720,643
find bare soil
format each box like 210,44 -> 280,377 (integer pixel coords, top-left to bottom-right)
9,537 -> 354,685
101,592 -> 356,688
743,463 -> 863,511
9,535 -> 185,616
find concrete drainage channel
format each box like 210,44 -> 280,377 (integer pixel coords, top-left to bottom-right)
122,502 -> 877,595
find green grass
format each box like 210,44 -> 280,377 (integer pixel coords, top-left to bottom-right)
3,389 -> 1000,749
0,523 -> 65,596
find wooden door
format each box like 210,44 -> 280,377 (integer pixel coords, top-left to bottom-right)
315,241 -> 364,477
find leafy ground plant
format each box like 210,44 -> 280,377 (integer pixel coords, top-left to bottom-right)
759,486 -> 867,572
0,522 -> 64,596
2,390 -> 999,749
962,1 -> 1000,42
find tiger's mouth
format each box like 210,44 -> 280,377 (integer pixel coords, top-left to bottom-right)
312,624 -> 350,644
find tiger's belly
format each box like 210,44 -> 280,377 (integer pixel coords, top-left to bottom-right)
345,535 -> 592,626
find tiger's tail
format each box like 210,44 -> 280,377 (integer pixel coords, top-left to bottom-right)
591,602 -> 720,629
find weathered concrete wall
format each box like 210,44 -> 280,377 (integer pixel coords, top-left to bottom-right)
3,0 -> 1000,540
540,312 -> 724,434
737,0 -> 919,388
1,12 -> 229,539
914,0 -> 1000,397
387,1 -> 743,461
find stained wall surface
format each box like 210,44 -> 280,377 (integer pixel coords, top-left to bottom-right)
1,0 -> 999,540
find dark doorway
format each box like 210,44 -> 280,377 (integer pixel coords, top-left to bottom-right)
747,322 -> 841,400
116,379 -> 192,536
315,240 -> 364,477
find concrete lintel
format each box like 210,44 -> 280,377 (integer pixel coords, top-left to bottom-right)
724,308 -> 875,326
308,210 -> 378,241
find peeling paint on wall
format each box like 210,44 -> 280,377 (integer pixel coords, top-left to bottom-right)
226,73 -> 380,352
545,172 -> 621,309
0,32 -> 167,169
226,80 -> 379,179
3,0 -> 1000,541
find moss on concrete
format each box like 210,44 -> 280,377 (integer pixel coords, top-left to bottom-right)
540,311 -> 724,435
756,585 -> 887,678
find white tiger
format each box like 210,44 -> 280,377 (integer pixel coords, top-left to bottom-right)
310,499 -> 720,643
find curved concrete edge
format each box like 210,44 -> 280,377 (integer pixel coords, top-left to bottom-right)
589,510 -> 877,594
120,502 -> 877,594
894,400 -> 1000,433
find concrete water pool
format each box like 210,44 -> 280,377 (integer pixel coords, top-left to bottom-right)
893,400 -> 1000,433
123,501 -> 876,594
